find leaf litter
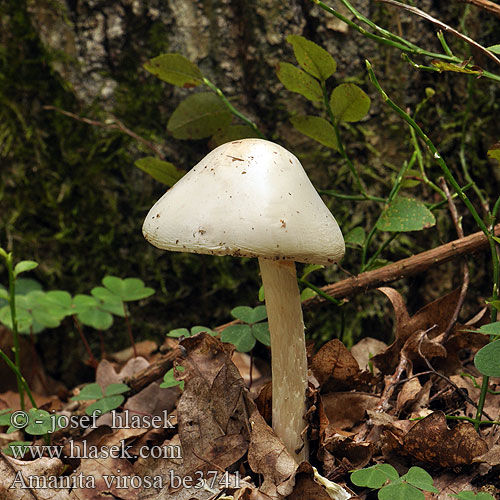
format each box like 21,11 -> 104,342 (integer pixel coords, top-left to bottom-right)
1,286 -> 500,499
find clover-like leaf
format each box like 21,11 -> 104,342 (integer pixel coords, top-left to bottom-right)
286,35 -> 336,80
377,197 -> 435,232
104,383 -> 129,397
330,83 -> 371,122
221,324 -> 256,352
452,492 -> 496,500
101,276 -> 154,302
231,305 -> 267,324
276,62 -> 323,102
251,322 -> 270,346
25,409 -> 52,435
474,340 -> 500,377
160,366 -> 185,390
86,396 -> 124,417
379,482 -> 425,500
144,53 -> 203,88
72,383 -> 104,401
404,467 -> 438,493
135,157 -> 184,187
351,464 -> 399,489
167,92 -> 232,140
290,115 -> 339,151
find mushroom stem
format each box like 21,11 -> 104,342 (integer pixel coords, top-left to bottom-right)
258,258 -> 308,463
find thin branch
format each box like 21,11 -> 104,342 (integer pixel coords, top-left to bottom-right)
43,105 -> 169,160
377,0 -> 500,66
440,178 -> 469,343
457,0 -> 500,18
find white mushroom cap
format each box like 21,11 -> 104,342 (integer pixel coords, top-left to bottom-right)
142,138 -> 344,265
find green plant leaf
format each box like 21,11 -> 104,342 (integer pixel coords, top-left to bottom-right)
487,299 -> 500,311
330,83 -> 371,122
302,264 -> 324,280
210,125 -> 260,147
3,441 -> 32,457
78,307 -> 114,330
345,226 -> 366,246
404,467 -> 438,493
474,340 -> 500,377
221,324 -> 256,352
300,288 -> 317,301
160,366 -> 185,390
350,464 -> 399,489
290,115 -> 339,151
231,305 -> 267,324
474,322 -> 500,336
135,157 -> 184,187
0,409 -> 12,426
86,395 -> 124,416
377,197 -> 436,232
379,482 -> 425,500
167,92 -> 232,140
276,62 -> 323,102
190,326 -> 217,336
487,44 -> 500,54
286,35 -> 336,80
15,278 -> 43,295
452,492 -> 496,500
101,276 -> 155,301
71,383 -> 103,401
487,142 -> 500,165
13,260 -> 38,277
143,53 -> 203,88
105,383 -> 129,397
493,236 -> 500,245
167,327 -> 190,338
0,286 -> 9,303
251,322 -> 271,346
25,409 -> 53,435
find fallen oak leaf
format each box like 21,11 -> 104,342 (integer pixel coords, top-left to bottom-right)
403,411 -> 488,467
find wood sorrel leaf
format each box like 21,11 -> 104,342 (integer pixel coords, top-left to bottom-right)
144,53 -> 203,88
377,197 -> 435,232
290,115 -> 339,151
474,340 -> 500,377
330,83 -> 371,122
276,62 -> 322,102
221,324 -> 255,352
167,92 -> 232,140
286,35 -> 336,81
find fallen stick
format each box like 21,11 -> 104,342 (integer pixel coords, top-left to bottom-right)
313,223 -> 500,302
128,225 -> 500,392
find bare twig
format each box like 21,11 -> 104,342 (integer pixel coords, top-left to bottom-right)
416,332 -> 494,421
377,0 -> 500,66
440,178 -> 469,342
457,0 -> 500,18
43,105 -> 169,160
310,223 -> 500,303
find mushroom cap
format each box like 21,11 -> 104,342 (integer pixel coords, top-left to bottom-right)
142,139 -> 345,265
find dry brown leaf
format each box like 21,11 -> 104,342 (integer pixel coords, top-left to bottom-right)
396,377 -> 423,412
247,407 -> 297,499
133,333 -> 251,499
320,392 -> 379,431
311,339 -> 360,390
350,337 -> 387,373
254,381 -> 272,425
110,340 -> 158,363
403,411 -> 488,467
95,357 -> 149,388
0,455 -> 69,500
373,288 -> 461,373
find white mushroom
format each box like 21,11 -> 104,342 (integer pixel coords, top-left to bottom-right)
142,138 -> 344,463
